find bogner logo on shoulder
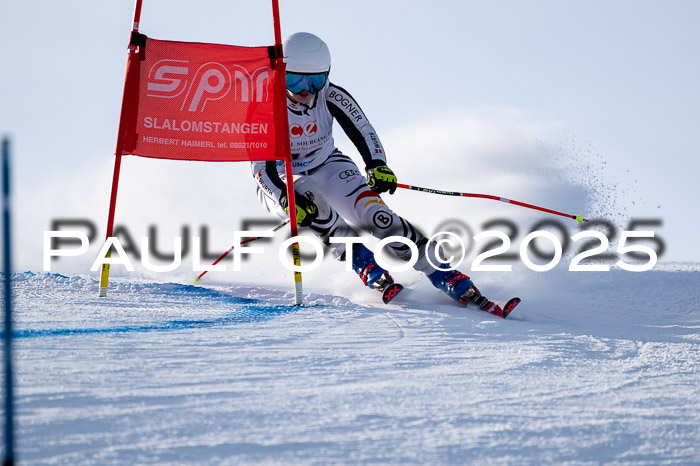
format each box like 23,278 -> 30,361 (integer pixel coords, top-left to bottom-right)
146,60 -> 270,111
328,89 -> 363,123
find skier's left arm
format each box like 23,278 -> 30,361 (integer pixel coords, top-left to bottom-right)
326,83 -> 397,194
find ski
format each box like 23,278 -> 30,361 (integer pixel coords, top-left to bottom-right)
381,283 -> 404,304
483,297 -> 521,319
458,286 -> 520,319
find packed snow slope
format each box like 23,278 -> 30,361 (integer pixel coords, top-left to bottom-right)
3,265 -> 699,464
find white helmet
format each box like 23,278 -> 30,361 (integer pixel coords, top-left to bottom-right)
284,32 -> 331,74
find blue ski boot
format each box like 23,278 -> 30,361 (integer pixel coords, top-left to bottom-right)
349,243 -> 394,291
427,267 -> 491,308
428,267 -> 516,315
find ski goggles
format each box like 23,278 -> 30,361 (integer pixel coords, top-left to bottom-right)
285,72 -> 328,94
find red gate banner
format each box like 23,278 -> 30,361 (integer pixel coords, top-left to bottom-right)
117,36 -> 285,162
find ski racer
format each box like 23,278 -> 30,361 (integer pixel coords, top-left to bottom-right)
251,32 -> 495,311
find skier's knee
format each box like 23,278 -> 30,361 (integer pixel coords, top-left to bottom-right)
360,201 -> 400,236
292,178 -> 331,218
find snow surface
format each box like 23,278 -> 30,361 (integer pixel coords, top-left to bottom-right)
3,266 -> 699,464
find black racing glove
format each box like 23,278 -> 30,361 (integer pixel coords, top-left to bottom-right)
279,191 -> 318,227
366,161 -> 397,194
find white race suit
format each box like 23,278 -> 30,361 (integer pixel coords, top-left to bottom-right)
251,82 -> 440,273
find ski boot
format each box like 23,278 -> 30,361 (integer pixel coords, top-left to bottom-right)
462,285 -> 521,318
459,285 -> 493,310
427,268 -> 520,318
347,244 -> 404,304
428,270 -> 520,319
427,268 -> 475,302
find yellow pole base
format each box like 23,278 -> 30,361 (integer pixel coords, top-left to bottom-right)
98,252 -> 111,297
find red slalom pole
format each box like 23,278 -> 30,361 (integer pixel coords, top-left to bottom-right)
396,183 -> 587,223
271,0 -> 303,305
99,0 -> 145,297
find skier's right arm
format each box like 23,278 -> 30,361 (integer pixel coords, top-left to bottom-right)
251,160 -> 286,203
251,160 -> 318,226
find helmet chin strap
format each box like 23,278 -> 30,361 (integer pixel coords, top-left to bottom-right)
301,94 -> 319,115
287,92 -> 319,115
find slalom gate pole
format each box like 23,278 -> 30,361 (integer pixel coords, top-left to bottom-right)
99,0 -> 144,297
194,220 -> 289,283
272,0 -> 303,305
2,137 -> 15,466
396,183 -> 587,223
99,155 -> 122,297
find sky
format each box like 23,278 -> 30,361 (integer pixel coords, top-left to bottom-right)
1,0 -> 699,277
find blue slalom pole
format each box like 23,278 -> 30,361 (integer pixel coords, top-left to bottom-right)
2,136 -> 15,466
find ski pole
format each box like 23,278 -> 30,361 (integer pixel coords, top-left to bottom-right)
193,220 -> 290,283
396,183 -> 587,223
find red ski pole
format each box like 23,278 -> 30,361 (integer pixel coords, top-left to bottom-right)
193,220 -> 289,283
396,183 -> 587,223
